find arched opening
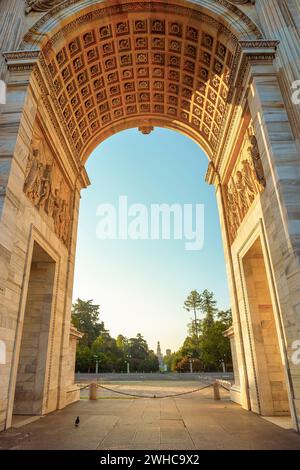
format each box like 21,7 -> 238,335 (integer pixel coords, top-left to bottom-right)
73,127 -> 230,358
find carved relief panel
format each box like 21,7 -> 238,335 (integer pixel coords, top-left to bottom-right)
25,0 -> 64,14
23,124 -> 72,246
225,123 -> 265,243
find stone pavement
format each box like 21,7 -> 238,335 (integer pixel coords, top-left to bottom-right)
1,381 -> 300,450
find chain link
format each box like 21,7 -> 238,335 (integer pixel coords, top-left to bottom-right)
66,384 -> 90,394
95,382 -> 214,399
67,380 -> 231,397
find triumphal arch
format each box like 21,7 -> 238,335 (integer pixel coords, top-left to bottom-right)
1,0 -> 300,432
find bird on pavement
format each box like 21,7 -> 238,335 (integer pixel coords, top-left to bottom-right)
75,416 -> 80,427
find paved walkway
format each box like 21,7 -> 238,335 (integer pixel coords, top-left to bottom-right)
1,381 -> 300,450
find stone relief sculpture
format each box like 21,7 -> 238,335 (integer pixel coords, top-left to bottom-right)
225,127 -> 265,242
23,127 -> 71,246
248,135 -> 266,189
24,0 -> 255,14
229,0 -> 255,4
25,0 -> 65,14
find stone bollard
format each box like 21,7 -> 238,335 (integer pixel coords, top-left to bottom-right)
89,382 -> 97,400
213,381 -> 221,401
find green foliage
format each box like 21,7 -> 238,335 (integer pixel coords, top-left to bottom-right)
175,356 -> 202,373
73,291 -> 232,374
72,298 -> 105,347
183,290 -> 202,340
199,317 -> 232,371
72,300 -> 159,373
200,289 -> 218,327
127,334 -> 159,372
76,344 -> 92,372
180,290 -> 232,372
183,290 -> 202,313
181,335 -> 200,358
163,350 -> 184,372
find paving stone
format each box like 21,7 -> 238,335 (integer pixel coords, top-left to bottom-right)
1,381 -> 300,450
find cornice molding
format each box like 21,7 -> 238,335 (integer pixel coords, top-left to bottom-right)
3,50 -> 40,72
19,56 -> 89,189
213,39 -> 279,176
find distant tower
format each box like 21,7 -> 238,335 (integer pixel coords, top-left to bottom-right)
166,349 -> 171,357
156,341 -> 164,371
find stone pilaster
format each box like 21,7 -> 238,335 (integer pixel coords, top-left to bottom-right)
240,43 -> 300,429
206,164 -> 251,411
0,1 -> 26,81
0,51 -> 40,431
254,0 -> 300,144
56,182 -> 83,410
0,51 -> 40,221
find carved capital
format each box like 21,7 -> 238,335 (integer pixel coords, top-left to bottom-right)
3,50 -> 40,72
232,40 -> 279,93
239,40 -> 279,62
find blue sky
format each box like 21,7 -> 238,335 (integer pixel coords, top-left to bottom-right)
73,127 -> 230,353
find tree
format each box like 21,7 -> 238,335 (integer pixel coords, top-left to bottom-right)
164,350 -> 183,372
183,290 -> 202,343
217,308 -> 232,328
72,299 -> 105,347
181,335 -> 200,359
187,318 -> 202,338
200,289 -> 218,327
142,350 -> 159,372
71,300 -> 160,373
175,356 -> 202,373
116,334 -> 128,351
75,344 -> 92,372
199,316 -> 232,371
179,290 -> 233,372
127,334 -> 159,372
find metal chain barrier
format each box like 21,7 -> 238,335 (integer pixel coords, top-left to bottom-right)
95,382 -> 214,399
67,384 -> 90,394
216,379 -> 232,392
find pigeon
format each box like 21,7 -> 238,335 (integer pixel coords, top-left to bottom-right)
75,416 -> 80,427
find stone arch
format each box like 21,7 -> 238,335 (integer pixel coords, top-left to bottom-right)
22,0 -> 263,50
1,0 -> 300,434
19,0 -> 264,164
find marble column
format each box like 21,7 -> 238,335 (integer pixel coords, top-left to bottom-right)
0,52 -> 39,431
254,0 -> 300,145
246,53 -> 300,430
206,165 -> 251,411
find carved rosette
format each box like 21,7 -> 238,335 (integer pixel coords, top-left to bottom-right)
23,124 -> 72,246
225,125 -> 265,243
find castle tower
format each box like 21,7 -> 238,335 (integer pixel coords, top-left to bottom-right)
156,341 -> 164,371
